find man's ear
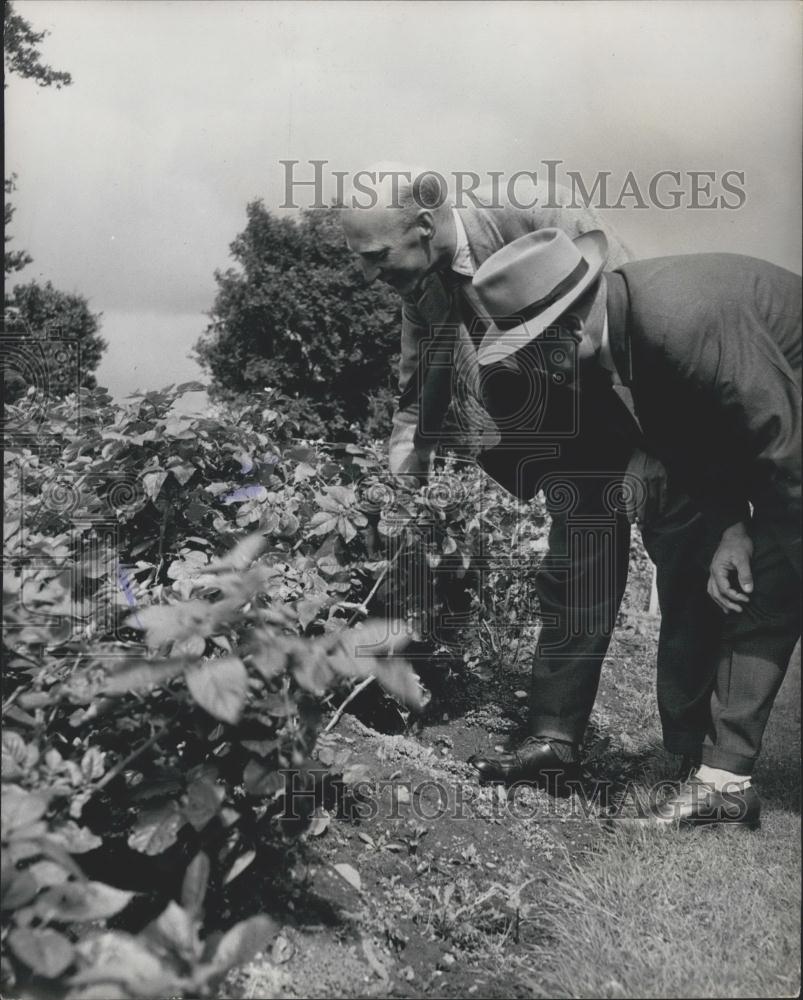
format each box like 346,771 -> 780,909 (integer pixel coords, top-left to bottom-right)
415,208 -> 436,239
559,312 -> 584,343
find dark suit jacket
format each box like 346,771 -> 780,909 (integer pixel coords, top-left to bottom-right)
607,254 -> 801,525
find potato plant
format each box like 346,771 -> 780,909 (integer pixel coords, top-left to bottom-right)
2,383 -> 548,997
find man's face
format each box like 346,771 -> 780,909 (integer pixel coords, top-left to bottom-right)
342,207 -> 434,298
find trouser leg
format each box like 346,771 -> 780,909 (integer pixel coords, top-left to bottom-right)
530,496 -> 631,745
702,514 -> 802,773
641,491 -> 722,755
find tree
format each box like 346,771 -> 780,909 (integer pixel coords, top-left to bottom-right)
4,0 -> 73,274
4,175 -> 33,276
3,0 -> 72,88
194,205 -> 401,438
3,282 -> 107,403
2,3 -> 105,401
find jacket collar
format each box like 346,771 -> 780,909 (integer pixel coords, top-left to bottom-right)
456,204 -> 504,269
604,270 -> 633,386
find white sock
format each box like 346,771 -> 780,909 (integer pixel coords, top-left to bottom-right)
694,764 -> 752,792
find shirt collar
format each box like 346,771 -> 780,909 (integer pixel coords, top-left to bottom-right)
450,208 -> 475,276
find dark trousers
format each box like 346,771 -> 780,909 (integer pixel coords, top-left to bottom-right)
530,479 -> 719,749
530,482 -> 801,772
702,511 -> 801,772
641,493 -> 723,755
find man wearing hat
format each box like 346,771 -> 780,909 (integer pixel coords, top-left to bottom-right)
471,227 -> 801,827
342,168 -> 724,798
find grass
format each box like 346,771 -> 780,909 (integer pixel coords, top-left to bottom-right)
514,650 -> 801,999
518,817 -> 800,998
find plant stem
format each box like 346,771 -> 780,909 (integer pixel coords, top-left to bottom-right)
326,544 -> 411,731
345,545 -> 404,628
323,675 -> 375,733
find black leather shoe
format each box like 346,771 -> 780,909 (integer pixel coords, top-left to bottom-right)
469,736 -> 582,789
611,778 -> 761,830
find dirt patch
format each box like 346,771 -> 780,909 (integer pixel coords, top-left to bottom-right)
223,632 -> 661,1000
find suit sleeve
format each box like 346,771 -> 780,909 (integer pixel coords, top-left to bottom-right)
716,315 -> 801,519
677,301 -> 800,524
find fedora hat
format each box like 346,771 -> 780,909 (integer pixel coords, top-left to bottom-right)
474,228 -> 608,366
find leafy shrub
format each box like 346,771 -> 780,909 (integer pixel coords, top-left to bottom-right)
3,281 -> 107,404
194,205 -> 401,438
2,381 -> 548,996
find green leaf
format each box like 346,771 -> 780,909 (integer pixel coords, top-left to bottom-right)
1,785 -> 48,838
34,881 -> 134,922
327,621 -> 428,709
169,463 -> 196,486
337,516 -> 358,542
145,900 -> 201,964
29,860 -> 70,889
206,531 -> 266,572
373,659 -> 430,711
242,759 -> 285,798
8,927 -> 75,978
180,851 -> 210,920
293,462 -> 316,483
308,512 -> 338,536
2,732 -> 38,781
223,849 -> 256,885
1,870 -> 39,909
184,777 -> 224,831
127,801 -> 185,856
307,808 -> 331,836
142,470 -> 168,501
80,747 -> 106,781
70,931 -> 177,996
47,822 -> 103,854
101,658 -> 187,696
332,862 -> 362,892
128,598 -> 242,648
296,596 -> 326,630
185,657 -> 248,725
206,914 -> 278,977
172,634 -> 207,658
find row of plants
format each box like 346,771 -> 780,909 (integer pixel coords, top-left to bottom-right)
2,382 -> 549,997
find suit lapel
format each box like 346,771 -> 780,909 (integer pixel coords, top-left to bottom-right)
605,271 -> 633,385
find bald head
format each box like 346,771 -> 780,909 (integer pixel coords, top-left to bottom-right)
340,164 -> 456,298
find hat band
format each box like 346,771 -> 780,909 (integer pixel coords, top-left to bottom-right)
493,257 -> 589,331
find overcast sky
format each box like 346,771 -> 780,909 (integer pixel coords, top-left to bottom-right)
6,0 -> 801,400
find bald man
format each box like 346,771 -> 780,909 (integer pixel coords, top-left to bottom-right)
340,168 -> 719,789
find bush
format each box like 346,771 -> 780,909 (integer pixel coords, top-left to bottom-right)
194,205 -> 401,438
2,381 -> 549,997
3,281 -> 107,404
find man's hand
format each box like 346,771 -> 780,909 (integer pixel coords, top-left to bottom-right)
708,522 -> 754,613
